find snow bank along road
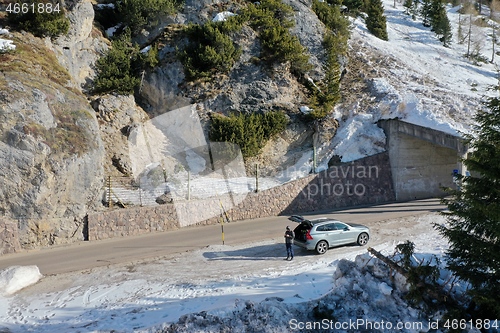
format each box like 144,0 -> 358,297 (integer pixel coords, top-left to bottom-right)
0,198 -> 445,276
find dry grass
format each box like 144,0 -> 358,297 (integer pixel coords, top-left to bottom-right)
0,32 -> 71,87
23,107 -> 97,158
0,31 -> 97,159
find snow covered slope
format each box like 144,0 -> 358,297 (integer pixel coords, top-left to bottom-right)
330,0 -> 499,162
0,213 -> 462,333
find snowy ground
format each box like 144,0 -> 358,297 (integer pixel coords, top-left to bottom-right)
0,212 -> 474,333
0,28 -> 15,53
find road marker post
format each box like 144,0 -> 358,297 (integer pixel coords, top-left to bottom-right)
219,200 -> 230,245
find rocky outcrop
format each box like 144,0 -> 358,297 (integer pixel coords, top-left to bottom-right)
0,0 -> 344,252
283,0 -> 326,80
0,218 -> 21,255
180,0 -> 240,25
91,94 -> 150,176
0,13 -> 105,249
0,72 -> 105,248
48,0 -> 108,90
141,0 -> 327,116
139,51 -> 190,117
138,0 -> 337,176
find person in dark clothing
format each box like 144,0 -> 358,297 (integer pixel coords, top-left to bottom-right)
284,226 -> 294,261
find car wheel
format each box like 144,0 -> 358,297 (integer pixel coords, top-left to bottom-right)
357,232 -> 369,246
315,240 -> 328,254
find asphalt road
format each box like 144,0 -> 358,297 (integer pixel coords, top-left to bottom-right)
0,198 -> 445,276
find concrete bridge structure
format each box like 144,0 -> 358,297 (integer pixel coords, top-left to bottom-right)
378,119 -> 467,201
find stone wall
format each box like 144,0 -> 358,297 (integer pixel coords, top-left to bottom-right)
0,218 -> 21,255
281,151 -> 394,213
88,205 -> 179,241
87,152 -> 395,241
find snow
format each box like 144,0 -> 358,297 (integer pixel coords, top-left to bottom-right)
106,25 -> 119,38
0,213 -> 475,333
0,266 -> 42,296
0,39 -> 15,52
327,0 -> 499,162
140,45 -> 152,54
378,281 -> 393,295
212,11 -> 236,22
0,28 -> 15,53
299,105 -> 312,114
96,3 -> 115,9
330,113 -> 386,162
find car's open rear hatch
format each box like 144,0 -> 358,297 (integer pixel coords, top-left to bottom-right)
288,215 -> 306,223
288,216 -> 312,242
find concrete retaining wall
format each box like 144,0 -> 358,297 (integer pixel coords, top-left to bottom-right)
379,119 -> 464,201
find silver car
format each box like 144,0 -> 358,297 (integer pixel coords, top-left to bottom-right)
288,215 -> 370,254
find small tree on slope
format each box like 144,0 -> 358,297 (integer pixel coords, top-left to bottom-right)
420,0 -> 432,27
430,0 -> 452,47
366,0 -> 388,41
437,97 -> 500,320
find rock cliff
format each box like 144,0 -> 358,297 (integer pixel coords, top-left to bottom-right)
49,0 -> 108,90
0,0 -> 343,251
0,1 -> 106,249
139,0 -> 338,176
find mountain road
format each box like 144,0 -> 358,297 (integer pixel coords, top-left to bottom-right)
0,198 -> 446,275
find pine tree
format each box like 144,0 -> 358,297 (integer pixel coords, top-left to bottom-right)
403,0 -> 413,16
421,0 -> 432,27
429,0 -> 441,31
410,0 -> 419,20
430,0 -> 452,47
93,33 -> 141,95
343,0 -> 364,14
116,0 -> 179,35
311,0 -> 350,119
178,22 -> 242,80
437,97 -> 500,320
8,0 -> 70,38
366,0 -> 389,41
404,0 -> 419,20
